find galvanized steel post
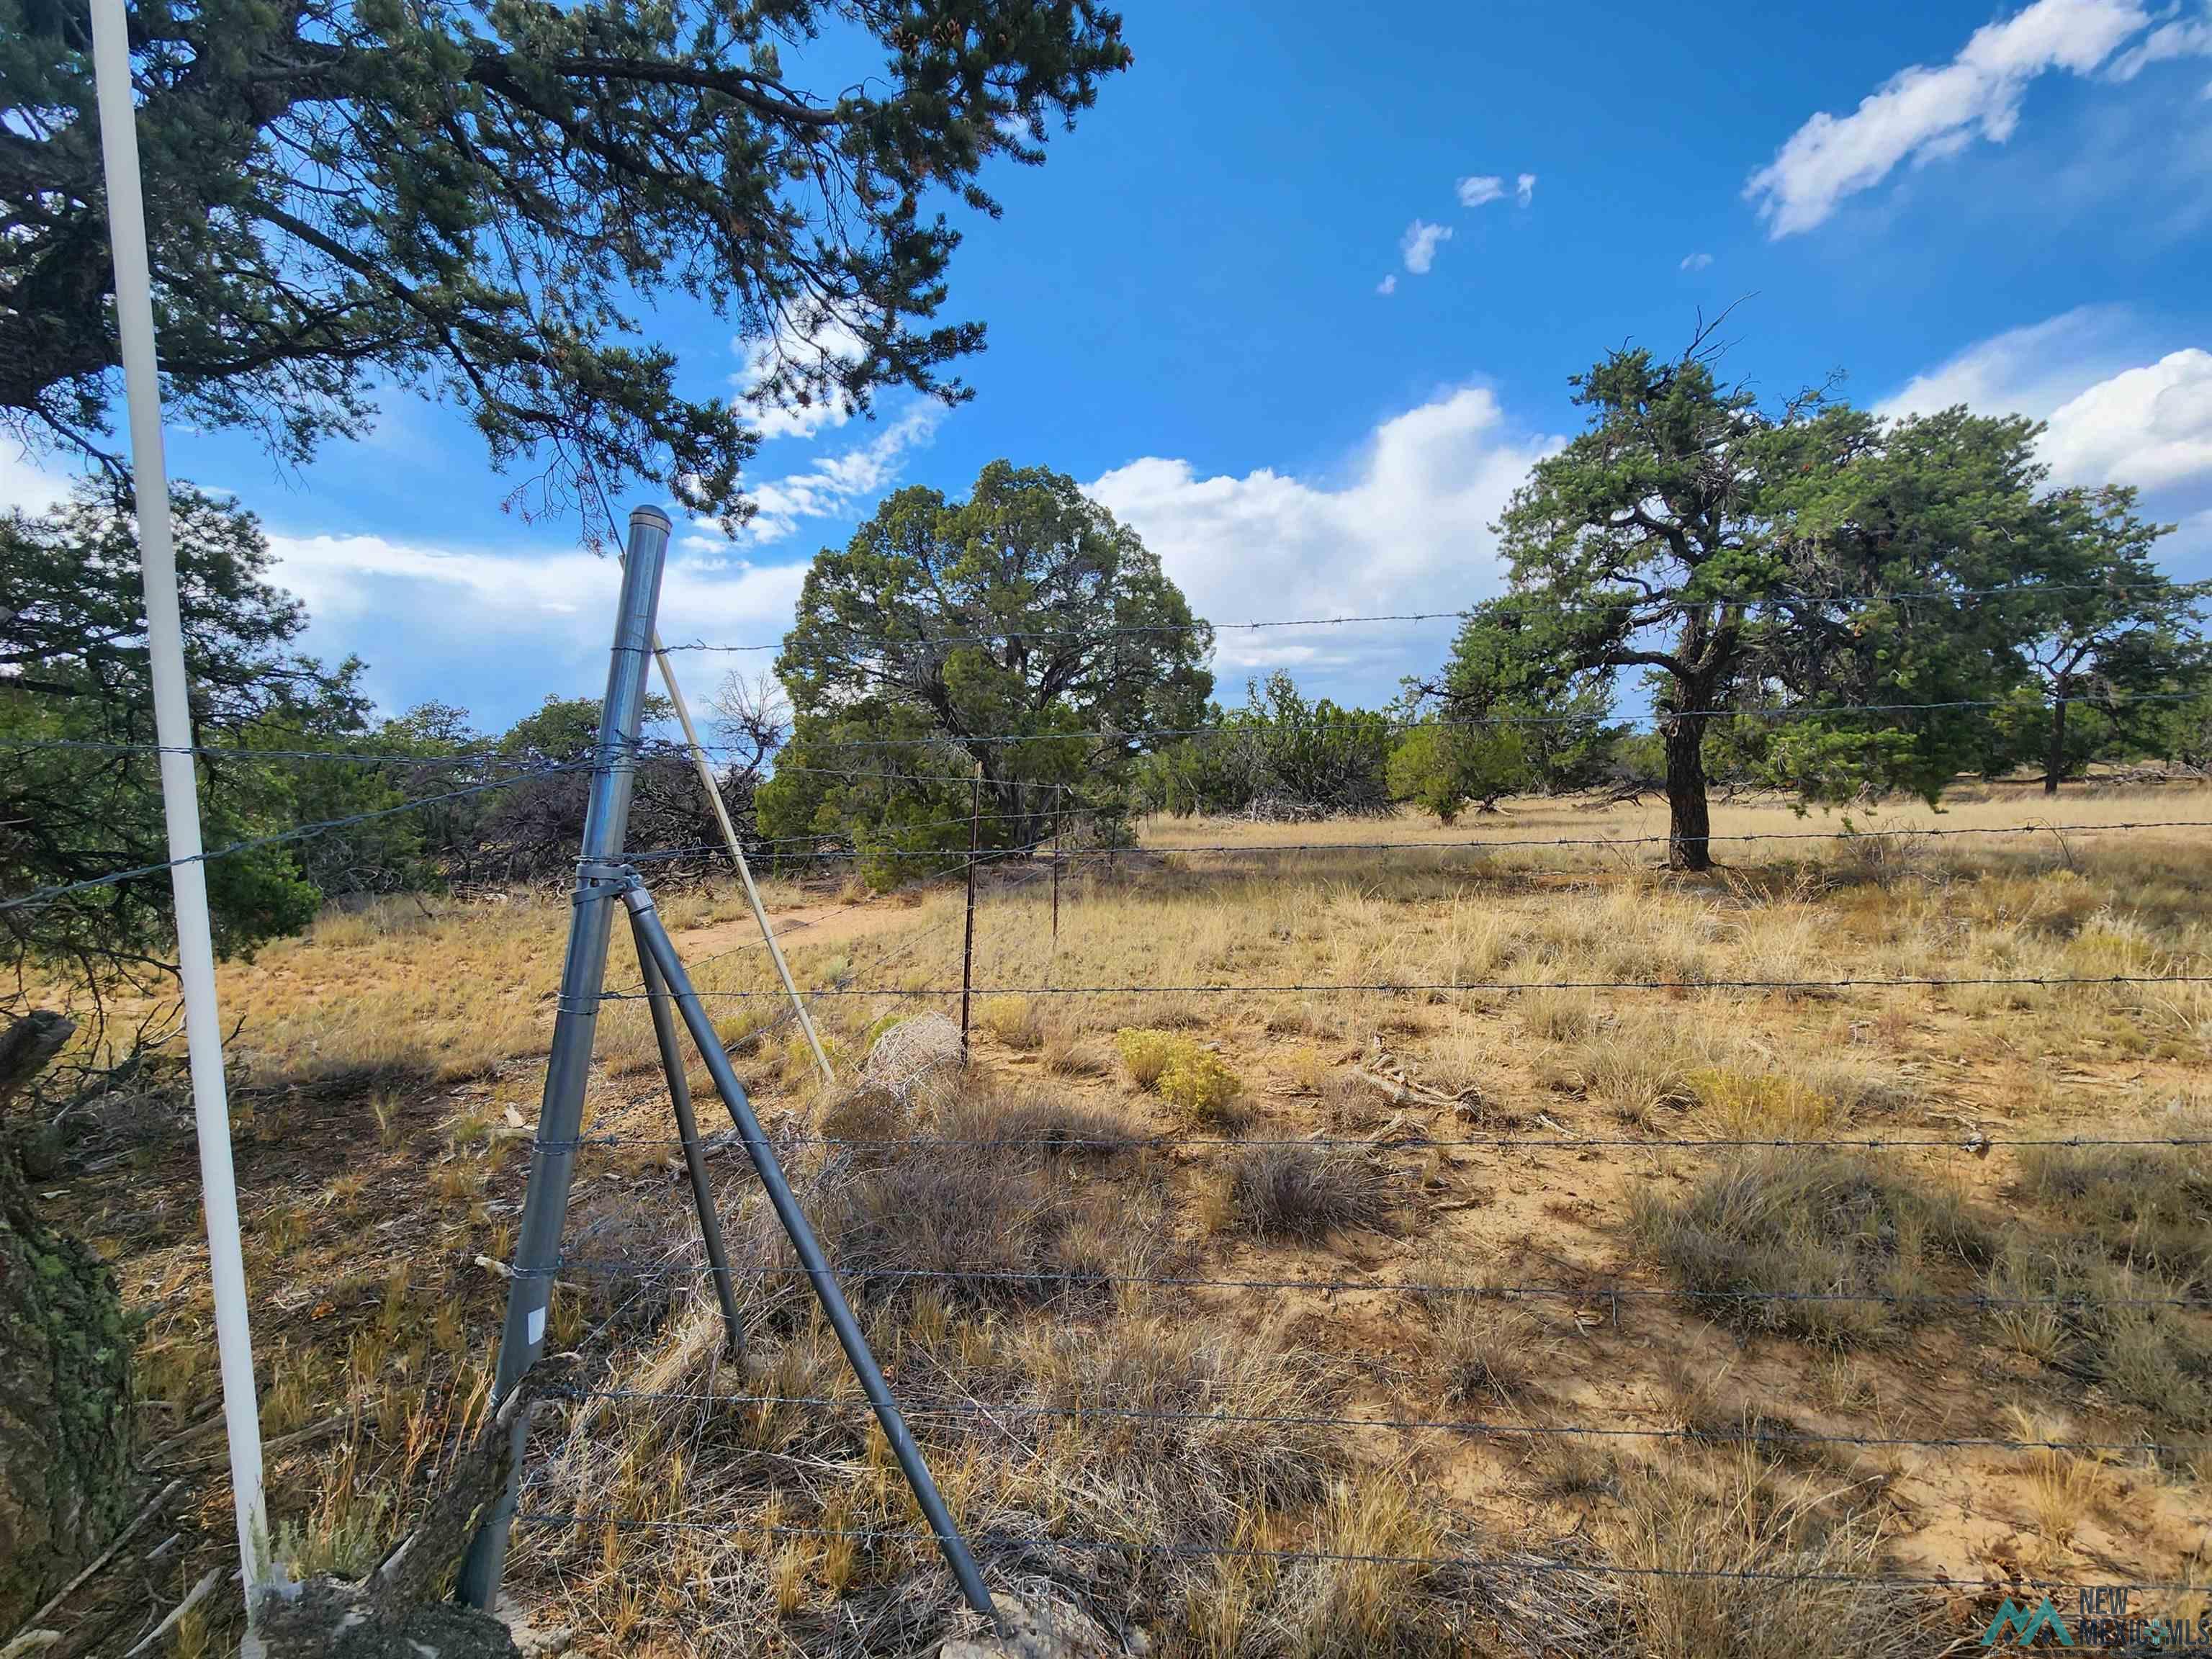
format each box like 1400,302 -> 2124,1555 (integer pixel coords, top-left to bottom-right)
631,912 -> 745,1354
457,505 -> 670,1609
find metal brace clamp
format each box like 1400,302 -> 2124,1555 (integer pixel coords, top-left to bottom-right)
572,858 -> 641,900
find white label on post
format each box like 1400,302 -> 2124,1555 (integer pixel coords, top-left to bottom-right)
527,1304 -> 546,1347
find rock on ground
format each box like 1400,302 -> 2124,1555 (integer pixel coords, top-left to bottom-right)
935,1593 -> 1129,1659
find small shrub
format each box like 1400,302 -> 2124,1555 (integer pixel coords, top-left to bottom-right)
1280,1474 -> 1451,1658
1413,1272 -> 1545,1404
822,1084 -> 1169,1305
818,1083 -> 909,1159
1020,1315 -> 1341,1516
1596,1454 -> 1940,1659
1115,1027 -> 1244,1123
1985,1240 -> 2072,1364
979,995 -> 1046,1051
1115,1026 -> 1181,1089
1519,988 -> 1598,1043
1219,1144 -> 1395,1242
2014,1134 -> 2212,1287
1041,1028 -> 1114,1078
992,1091 -> 1143,1156
1579,1035 -> 1698,1124
1159,1048 -> 1244,1124
1689,1066 -> 1833,1136
1990,1246 -> 2212,1434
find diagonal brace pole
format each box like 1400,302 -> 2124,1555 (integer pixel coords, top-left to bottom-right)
631,912 -> 746,1358
621,878 -> 999,1625
648,633 -> 834,1086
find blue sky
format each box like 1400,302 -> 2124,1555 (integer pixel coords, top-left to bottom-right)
9,0 -> 2212,731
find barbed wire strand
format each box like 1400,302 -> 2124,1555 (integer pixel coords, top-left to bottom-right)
506,1510 -> 2209,1595
650,576 -> 2212,655
596,969 -> 2212,1003
12,687 -> 2203,769
529,1127 -> 2212,1155
0,758 -> 595,914
534,1382 -> 2188,1457
522,1260 -> 2206,1311
619,816 -> 2212,870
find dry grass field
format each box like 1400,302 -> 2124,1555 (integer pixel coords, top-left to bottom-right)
41,781 -> 2212,1657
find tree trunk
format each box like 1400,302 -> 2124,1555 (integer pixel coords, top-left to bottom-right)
2044,680 -> 2069,796
1662,714 -> 1713,871
1,1053 -> 133,1629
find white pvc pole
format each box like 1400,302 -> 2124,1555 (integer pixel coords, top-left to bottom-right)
649,634 -> 834,1084
88,0 -> 271,1625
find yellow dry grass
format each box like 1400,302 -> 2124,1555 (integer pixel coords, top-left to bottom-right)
47,782 -> 2212,1657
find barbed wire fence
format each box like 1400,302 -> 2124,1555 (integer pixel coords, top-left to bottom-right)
9,592 -> 2212,1653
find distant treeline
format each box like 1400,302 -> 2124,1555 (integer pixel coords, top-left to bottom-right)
1129,670 -> 2212,826
1,487 -> 780,1013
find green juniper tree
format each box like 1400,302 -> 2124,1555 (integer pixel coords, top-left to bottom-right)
760,461 -> 1211,876
1,485 -> 372,1006
1132,675 -> 1394,819
1991,487 -> 2208,792
1440,333 -> 2103,868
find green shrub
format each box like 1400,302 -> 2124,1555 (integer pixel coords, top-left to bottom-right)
1118,1028 -> 1244,1123
1115,1027 -> 1182,1089
1159,1048 -> 1243,1124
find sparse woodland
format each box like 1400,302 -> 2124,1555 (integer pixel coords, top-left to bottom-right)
6,0 -> 2212,1652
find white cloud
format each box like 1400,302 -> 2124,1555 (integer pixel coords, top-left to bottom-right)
0,444 -> 76,516
1456,174 -> 1506,207
1747,0 -> 2153,235
1400,220 -> 1453,274
1084,385 -> 1560,701
256,400 -> 940,721
271,533 -> 796,634
267,530 -> 809,704
1877,306 -> 2144,421
2110,5 -> 2212,76
1880,312 -> 2212,570
2038,349 -> 2212,490
1680,251 -> 1714,271
1515,172 -> 1537,206
1376,274 -> 1398,296
739,401 -> 944,545
730,313 -> 869,441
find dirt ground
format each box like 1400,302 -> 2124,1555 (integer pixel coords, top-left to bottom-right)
27,781 -> 2212,1657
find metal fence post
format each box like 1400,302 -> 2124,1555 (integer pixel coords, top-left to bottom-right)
630,917 -> 745,1356
457,505 -> 670,1609
960,765 -> 981,1056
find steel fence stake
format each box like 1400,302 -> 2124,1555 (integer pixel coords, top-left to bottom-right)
457,504 -> 670,1609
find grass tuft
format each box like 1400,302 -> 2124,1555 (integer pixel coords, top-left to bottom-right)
1629,1151 -> 1991,1346
1216,1144 -> 1395,1242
